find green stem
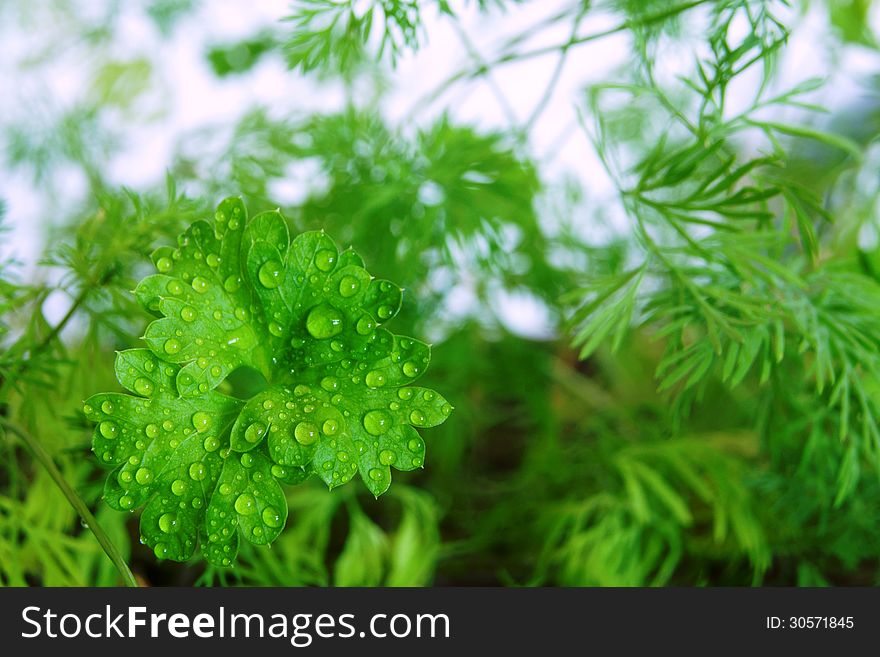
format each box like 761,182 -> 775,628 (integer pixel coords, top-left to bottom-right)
29,282 -> 95,360
1,421 -> 139,588
409,0 -> 713,118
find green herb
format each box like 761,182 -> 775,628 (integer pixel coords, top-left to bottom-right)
84,198 -> 451,565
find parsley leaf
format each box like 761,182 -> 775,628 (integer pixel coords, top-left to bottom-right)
85,197 -> 451,565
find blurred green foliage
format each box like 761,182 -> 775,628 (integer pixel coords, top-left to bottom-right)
3,0 -> 880,587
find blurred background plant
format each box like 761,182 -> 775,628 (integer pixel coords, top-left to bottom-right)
3,0 -> 880,586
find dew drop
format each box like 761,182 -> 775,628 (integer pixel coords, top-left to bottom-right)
101,400 -> 114,414
398,388 -> 414,400
204,435 -> 220,452
188,462 -> 206,481
402,361 -> 420,377
322,419 -> 339,435
365,370 -> 386,388
321,376 -> 339,392
135,467 -> 153,485
378,305 -> 393,319
315,249 -> 336,272
294,421 -> 319,445
268,321 -> 284,337
306,303 -> 344,339
171,479 -> 186,496
219,483 -> 232,495
234,493 -> 256,515
159,513 -> 177,533
167,280 -> 184,296
379,449 -> 396,465
262,507 -> 282,528
164,338 -> 181,355
156,256 -> 173,272
191,276 -> 209,293
134,377 -> 155,397
99,421 -> 118,439
192,411 -> 212,433
180,306 -> 196,322
409,409 -> 426,425
338,275 -> 360,298
206,253 -> 220,268
120,495 -> 134,509
363,410 -> 391,436
245,422 -> 267,444
258,260 -> 283,288
226,326 -> 256,350
145,424 -> 160,439
407,438 -> 421,452
224,275 -> 242,292
369,468 -> 384,481
356,316 -> 375,335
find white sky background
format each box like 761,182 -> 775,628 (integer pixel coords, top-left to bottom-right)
2,0 -> 880,337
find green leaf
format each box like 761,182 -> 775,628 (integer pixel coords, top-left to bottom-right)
85,197 -> 452,566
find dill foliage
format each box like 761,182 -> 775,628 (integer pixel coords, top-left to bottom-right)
2,0 -> 880,586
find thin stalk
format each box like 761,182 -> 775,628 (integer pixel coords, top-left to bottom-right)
29,284 -> 92,359
448,18 -> 520,128
1,420 -> 139,588
409,0 -> 713,118
525,4 -> 589,131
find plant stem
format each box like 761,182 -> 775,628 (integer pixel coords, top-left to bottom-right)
1,420 -> 139,588
29,284 -> 92,359
409,0 -> 713,118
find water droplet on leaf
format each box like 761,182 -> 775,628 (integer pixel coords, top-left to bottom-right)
135,467 -> 153,485
159,513 -> 177,533
262,506 -> 282,528
306,303 -> 344,339
363,410 -> 391,436
258,260 -> 283,288
339,275 -> 360,297
234,493 -> 256,515
294,421 -> 319,445
315,249 -> 336,272
245,422 -> 267,444
192,411 -> 212,433
188,462 -> 206,481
